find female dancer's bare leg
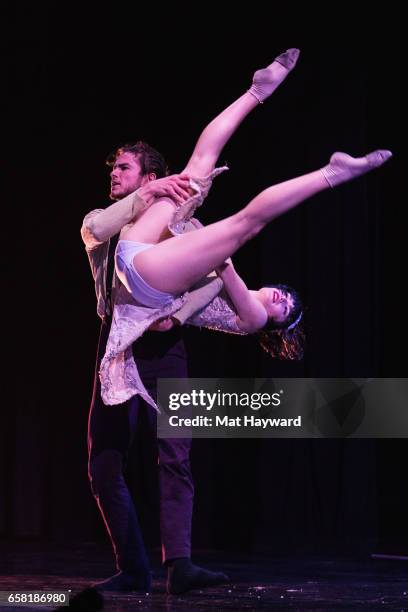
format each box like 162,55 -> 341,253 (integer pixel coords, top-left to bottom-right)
133,150 -> 392,295
122,50 -> 300,244
184,49 -> 299,176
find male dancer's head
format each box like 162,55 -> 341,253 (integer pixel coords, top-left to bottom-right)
107,141 -> 168,200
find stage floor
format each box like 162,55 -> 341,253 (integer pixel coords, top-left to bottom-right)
0,542 -> 407,610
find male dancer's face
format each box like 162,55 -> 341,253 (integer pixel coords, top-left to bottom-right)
109,152 -> 149,200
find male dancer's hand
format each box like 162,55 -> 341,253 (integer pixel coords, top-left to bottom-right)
138,174 -> 191,206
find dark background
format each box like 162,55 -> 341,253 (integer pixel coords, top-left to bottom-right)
2,8 -> 406,557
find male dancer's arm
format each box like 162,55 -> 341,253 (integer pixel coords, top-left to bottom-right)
81,174 -> 190,249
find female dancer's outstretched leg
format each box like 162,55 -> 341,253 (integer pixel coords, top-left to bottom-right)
184,48 -> 300,177
133,150 -> 392,295
122,49 -> 300,244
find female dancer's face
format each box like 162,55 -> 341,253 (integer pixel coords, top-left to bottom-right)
109,152 -> 145,200
259,287 -> 294,324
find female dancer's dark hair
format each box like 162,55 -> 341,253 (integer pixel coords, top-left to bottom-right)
257,284 -> 305,360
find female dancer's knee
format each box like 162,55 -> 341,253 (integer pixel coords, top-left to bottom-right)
233,210 -> 264,244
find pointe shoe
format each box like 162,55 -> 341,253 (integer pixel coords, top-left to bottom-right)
248,48 -> 300,103
274,47 -> 300,70
321,150 -> 392,187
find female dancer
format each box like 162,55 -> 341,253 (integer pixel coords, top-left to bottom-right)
100,50 -> 392,407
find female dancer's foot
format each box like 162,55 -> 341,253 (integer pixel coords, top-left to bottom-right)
321,150 -> 393,187
248,48 -> 300,103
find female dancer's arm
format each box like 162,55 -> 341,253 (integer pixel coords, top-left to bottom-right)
215,260 -> 267,332
150,263 -> 266,333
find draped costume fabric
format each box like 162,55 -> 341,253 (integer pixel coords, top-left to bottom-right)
100,285 -> 246,409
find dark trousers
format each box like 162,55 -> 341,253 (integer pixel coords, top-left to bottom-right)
88,320 -> 193,571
